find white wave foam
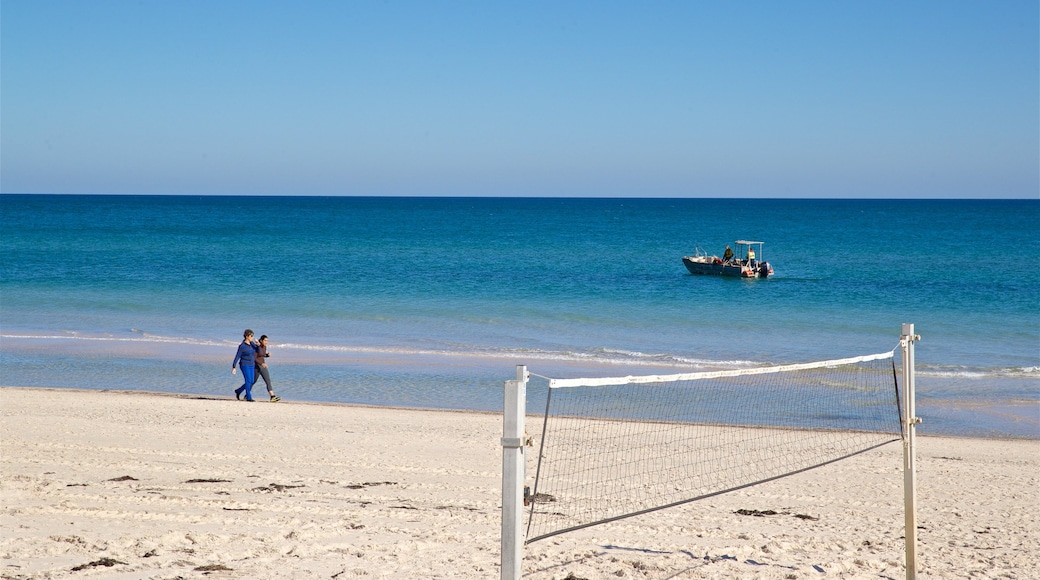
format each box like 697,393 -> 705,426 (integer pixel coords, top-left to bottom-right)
2,333 -> 228,346
3,333 -> 753,370
917,365 -> 1040,380
5,332 -> 1033,378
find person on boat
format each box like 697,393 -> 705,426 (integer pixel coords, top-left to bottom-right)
746,247 -> 756,267
722,245 -> 734,262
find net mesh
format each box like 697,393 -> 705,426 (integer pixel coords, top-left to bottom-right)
525,352 -> 901,543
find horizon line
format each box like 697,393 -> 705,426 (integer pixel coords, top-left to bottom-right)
1,192 -> 1037,201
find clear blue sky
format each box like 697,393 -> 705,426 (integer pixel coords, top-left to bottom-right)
2,1 -> 1037,198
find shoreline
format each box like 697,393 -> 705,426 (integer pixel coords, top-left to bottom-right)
0,384 -> 505,419
2,386 -> 1038,578
2,382 -> 1037,442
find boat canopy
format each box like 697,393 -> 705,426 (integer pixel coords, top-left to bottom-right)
734,240 -> 764,245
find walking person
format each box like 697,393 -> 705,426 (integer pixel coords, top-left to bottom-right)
232,329 -> 259,402
252,334 -> 281,402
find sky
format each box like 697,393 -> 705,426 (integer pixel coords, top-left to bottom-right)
2,1 -> 1037,199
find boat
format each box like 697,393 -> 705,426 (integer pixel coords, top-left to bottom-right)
682,240 -> 773,278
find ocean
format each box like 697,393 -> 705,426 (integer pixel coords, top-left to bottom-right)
1,195 -> 1037,438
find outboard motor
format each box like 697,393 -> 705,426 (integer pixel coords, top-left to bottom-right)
758,261 -> 772,277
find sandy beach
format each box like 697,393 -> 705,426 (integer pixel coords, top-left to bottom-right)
1,387 -> 1037,579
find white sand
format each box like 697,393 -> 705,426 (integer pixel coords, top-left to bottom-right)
1,387 -> 1037,579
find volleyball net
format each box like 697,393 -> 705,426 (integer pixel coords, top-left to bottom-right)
501,326 -> 922,579
525,350 -> 900,542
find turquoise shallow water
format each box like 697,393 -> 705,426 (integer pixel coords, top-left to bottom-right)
1,195 -> 1037,438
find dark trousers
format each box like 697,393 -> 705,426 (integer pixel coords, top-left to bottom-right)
252,364 -> 272,392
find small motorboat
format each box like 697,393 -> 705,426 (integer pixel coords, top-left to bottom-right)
683,240 -> 773,278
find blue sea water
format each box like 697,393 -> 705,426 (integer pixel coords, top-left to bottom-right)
1,194 -> 1037,438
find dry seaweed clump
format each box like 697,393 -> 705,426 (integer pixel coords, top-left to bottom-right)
71,557 -> 127,571
195,564 -> 234,573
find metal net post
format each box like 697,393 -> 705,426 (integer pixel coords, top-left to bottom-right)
501,365 -> 527,580
900,324 -> 921,580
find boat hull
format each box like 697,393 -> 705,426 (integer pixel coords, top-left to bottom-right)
682,256 -> 771,278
